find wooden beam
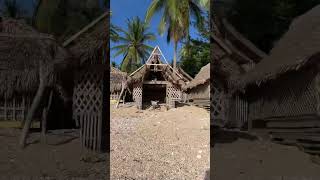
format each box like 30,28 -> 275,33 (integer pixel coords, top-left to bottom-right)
62,11 -> 109,47
143,81 -> 168,85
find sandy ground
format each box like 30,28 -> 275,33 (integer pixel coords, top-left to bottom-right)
111,104 -> 210,180
212,129 -> 320,180
0,128 -> 107,180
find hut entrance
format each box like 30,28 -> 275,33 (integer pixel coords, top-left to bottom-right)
142,84 -> 166,107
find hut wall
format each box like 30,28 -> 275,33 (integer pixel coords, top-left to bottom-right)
0,96 -> 31,121
133,83 -> 143,109
167,84 -> 182,108
73,65 -> 107,152
228,94 -> 248,128
211,79 -> 227,125
248,70 -> 318,124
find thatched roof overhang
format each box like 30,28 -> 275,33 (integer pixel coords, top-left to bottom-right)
0,18 -> 72,99
237,5 -> 320,91
183,63 -> 210,91
63,12 -> 109,65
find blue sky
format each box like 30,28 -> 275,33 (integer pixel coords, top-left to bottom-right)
111,0 -> 205,66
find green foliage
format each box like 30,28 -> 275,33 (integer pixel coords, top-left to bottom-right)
225,0 -> 320,53
34,0 -> 104,41
179,39 -> 210,77
1,0 -> 24,18
112,17 -> 155,73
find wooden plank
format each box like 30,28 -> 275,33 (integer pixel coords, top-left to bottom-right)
143,81 -> 168,85
267,120 -> 320,128
79,115 -> 83,147
97,113 -> 102,152
271,132 -> 320,142
93,116 -> 98,151
85,113 -> 90,148
62,11 -> 108,47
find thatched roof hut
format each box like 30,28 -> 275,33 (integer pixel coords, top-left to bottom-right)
183,63 -> 210,91
62,12 -> 109,152
238,5 -> 320,89
211,13 -> 267,127
0,17 -> 72,99
129,46 -> 191,109
110,66 -> 127,93
236,5 -> 320,148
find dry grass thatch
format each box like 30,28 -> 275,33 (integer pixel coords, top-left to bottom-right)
238,5 -> 320,89
183,63 -> 210,90
212,18 -> 266,89
0,17 -> 72,99
110,67 -> 127,93
63,12 -> 109,65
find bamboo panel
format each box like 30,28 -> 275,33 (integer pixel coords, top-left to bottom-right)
78,112 -> 102,152
248,73 -> 317,121
73,68 -> 103,123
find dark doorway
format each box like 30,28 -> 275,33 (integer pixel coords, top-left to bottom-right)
142,84 -> 166,107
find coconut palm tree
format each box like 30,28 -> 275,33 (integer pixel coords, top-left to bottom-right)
112,17 -> 155,73
145,0 -> 204,69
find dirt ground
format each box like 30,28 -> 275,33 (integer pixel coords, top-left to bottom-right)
212,129 -> 320,180
110,104 -> 210,180
0,128 -> 107,180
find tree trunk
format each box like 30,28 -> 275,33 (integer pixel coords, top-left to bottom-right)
116,81 -> 126,108
19,64 -> 46,148
41,90 -> 53,144
19,82 -> 46,148
173,42 -> 177,69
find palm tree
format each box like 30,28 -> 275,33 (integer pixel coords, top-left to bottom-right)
145,0 -> 203,69
112,17 -> 155,73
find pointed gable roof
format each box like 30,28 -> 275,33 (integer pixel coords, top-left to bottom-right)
129,46 -> 192,87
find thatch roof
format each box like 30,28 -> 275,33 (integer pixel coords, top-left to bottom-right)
0,17 -> 71,99
129,46 -> 191,87
63,11 -> 109,65
183,63 -> 210,90
212,17 -> 266,89
110,67 -> 127,93
238,5 -> 320,89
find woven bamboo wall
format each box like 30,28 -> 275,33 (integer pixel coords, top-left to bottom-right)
167,85 -> 181,108
73,65 -> 107,152
211,79 -> 226,123
133,83 -> 143,109
248,71 -> 317,121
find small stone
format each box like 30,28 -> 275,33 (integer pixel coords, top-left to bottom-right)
197,155 -> 201,159
198,150 -> 203,154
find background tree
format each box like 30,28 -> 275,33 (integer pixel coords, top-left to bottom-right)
179,39 -> 210,77
220,0 -> 320,53
1,0 -> 24,18
34,0 -> 104,41
112,17 -> 155,73
145,0 -> 204,69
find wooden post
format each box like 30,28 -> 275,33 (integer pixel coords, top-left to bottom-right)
19,64 -> 47,148
41,90 -> 53,144
4,94 -> 7,121
13,98 -> 16,121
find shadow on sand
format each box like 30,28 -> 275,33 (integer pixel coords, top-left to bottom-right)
211,127 -> 258,147
204,169 -> 210,180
